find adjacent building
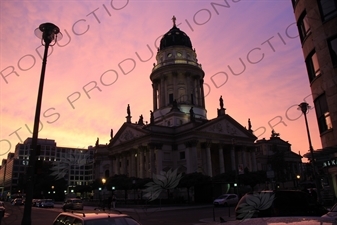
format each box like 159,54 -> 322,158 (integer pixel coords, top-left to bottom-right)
255,130 -> 303,189
0,138 -> 94,198
292,0 -> 337,199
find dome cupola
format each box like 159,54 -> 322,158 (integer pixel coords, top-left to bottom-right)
159,16 -> 192,50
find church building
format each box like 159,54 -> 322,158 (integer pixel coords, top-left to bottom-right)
97,17 -> 258,179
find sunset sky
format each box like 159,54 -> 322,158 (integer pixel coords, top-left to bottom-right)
0,0 -> 322,163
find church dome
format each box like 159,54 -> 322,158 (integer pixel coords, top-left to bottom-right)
159,16 -> 192,50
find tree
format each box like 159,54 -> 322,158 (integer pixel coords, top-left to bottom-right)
238,171 -> 267,191
107,175 -> 134,204
178,172 -> 211,204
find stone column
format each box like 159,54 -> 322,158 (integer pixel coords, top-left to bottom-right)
219,145 -> 225,174
139,149 -> 144,178
206,142 -> 212,177
149,147 -> 155,176
155,148 -> 163,173
193,77 -> 200,106
113,156 -> 118,176
252,147 -> 257,172
152,83 -> 157,110
231,145 -> 236,171
173,72 -> 177,100
116,155 -> 121,174
200,79 -> 205,107
160,77 -> 165,107
185,74 -> 190,103
163,76 -> 167,106
242,146 -> 247,171
122,154 -> 127,175
130,150 -> 136,177
184,140 -> 198,174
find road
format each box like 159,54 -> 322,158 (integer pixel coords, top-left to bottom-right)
1,202 -> 236,225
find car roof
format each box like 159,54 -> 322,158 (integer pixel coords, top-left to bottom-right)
56,211 -> 132,221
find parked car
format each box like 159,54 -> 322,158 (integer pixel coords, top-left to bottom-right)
52,211 -> 142,225
12,198 -> 24,206
213,194 -> 239,207
62,198 -> 83,211
40,199 -> 54,208
235,190 -> 328,220
322,203 -> 337,219
32,199 -> 41,207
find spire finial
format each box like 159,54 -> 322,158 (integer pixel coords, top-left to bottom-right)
172,15 -> 176,26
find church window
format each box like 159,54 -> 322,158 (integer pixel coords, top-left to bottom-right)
178,88 -> 186,102
180,151 -> 185,160
191,94 -> 194,104
177,52 -> 182,57
169,93 -> 174,104
167,53 -> 172,58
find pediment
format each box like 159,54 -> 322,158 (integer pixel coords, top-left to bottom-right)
110,124 -> 148,147
197,115 -> 256,139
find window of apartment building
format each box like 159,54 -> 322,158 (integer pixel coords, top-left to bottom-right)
319,0 -> 337,21
314,94 -> 333,133
305,51 -> 321,82
297,11 -> 311,42
328,36 -> 337,67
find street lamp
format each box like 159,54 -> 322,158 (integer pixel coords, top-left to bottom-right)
101,178 -> 106,207
21,22 -> 62,225
298,102 -> 321,202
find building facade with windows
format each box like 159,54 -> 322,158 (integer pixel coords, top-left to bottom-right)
0,138 -> 94,198
255,130 -> 303,189
292,0 -> 337,198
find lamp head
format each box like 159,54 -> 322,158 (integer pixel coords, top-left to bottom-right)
298,102 -> 310,114
35,22 -> 62,46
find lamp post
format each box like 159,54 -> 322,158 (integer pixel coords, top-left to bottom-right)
101,178 -> 106,209
298,102 -> 321,202
21,23 -> 62,225
296,175 -> 301,189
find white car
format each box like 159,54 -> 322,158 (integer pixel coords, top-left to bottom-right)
213,194 -> 239,207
